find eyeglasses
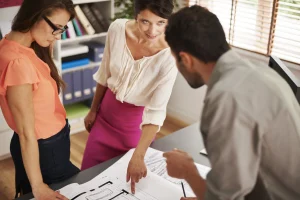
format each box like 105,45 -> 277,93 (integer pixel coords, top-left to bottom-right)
43,16 -> 68,35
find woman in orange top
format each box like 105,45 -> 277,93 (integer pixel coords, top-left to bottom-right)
0,0 -> 79,199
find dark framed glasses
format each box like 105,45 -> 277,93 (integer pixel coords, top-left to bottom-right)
43,16 -> 68,35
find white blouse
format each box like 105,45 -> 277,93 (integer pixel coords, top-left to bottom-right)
93,19 -> 178,129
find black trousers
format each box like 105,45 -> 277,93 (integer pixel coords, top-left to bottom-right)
10,119 -> 80,197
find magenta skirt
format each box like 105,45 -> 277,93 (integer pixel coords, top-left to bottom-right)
81,89 -> 144,170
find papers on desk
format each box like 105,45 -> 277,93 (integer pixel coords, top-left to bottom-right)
30,148 -> 211,200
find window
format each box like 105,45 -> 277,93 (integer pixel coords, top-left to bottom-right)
187,0 -> 300,64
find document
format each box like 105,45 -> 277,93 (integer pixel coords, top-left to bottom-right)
106,148 -> 211,196
30,148 -> 210,199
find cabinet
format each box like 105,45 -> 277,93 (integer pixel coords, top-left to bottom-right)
53,0 -> 114,134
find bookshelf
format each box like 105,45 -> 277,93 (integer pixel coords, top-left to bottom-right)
53,0 -> 115,134
62,61 -> 102,73
60,32 -> 108,45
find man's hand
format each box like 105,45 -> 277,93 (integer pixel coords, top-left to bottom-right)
163,148 -> 197,179
32,183 -> 68,200
126,155 -> 147,194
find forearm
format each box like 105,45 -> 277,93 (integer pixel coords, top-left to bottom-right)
19,134 -> 43,189
185,165 -> 206,200
133,124 -> 158,158
90,83 -> 107,112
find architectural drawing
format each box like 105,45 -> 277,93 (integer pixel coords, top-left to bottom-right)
67,176 -> 158,200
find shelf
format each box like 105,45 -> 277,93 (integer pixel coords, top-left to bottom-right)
60,32 -> 107,45
62,61 -> 101,74
72,0 -> 110,4
65,102 -> 90,134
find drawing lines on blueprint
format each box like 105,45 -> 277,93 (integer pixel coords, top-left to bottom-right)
69,176 -> 158,200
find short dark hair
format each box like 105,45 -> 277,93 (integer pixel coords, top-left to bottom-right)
134,0 -> 174,19
165,5 -> 230,63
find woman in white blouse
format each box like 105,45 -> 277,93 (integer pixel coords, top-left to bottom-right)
81,0 -> 177,193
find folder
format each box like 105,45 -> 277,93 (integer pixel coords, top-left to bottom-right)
92,67 -> 98,93
73,70 -> 83,102
62,58 -> 90,70
82,68 -> 93,99
62,72 -> 73,105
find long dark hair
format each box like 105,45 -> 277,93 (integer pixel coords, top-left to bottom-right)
11,0 -> 75,93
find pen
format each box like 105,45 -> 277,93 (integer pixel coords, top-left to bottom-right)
181,181 -> 186,197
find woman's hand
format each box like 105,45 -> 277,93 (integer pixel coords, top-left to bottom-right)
32,183 -> 68,200
126,155 -> 147,194
84,111 -> 97,132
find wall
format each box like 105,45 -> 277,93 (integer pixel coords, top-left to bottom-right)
0,6 -> 19,21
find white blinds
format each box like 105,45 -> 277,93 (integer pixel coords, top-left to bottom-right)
187,0 -> 300,64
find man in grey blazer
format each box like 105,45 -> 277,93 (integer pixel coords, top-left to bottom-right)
163,5 -> 300,200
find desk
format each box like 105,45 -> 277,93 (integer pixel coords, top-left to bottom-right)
16,122 -> 209,200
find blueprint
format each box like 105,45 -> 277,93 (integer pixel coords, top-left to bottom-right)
59,176 -> 158,200
30,148 -> 210,199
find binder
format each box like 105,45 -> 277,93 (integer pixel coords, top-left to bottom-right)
82,68 -> 93,99
80,41 -> 105,62
92,67 -> 98,93
73,70 -> 83,102
62,72 -> 73,105
62,58 -> 90,70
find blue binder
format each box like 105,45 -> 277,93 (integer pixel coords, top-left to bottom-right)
82,68 -> 93,99
62,58 -> 90,70
92,67 -> 98,94
62,72 -> 73,105
72,70 -> 83,102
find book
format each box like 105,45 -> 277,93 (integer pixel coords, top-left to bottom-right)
90,3 -> 110,32
61,31 -> 67,40
62,58 -> 90,70
66,21 -> 76,39
74,5 -> 95,35
80,4 -> 104,33
72,18 -> 83,36
62,53 -> 89,63
61,45 -> 89,57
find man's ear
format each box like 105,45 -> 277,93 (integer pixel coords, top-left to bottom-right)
179,52 -> 195,72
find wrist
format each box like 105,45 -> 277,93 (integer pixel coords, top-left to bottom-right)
31,180 -> 44,191
132,150 -> 145,160
90,107 -> 98,113
185,163 -> 200,182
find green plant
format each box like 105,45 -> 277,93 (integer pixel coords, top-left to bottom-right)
114,0 -> 179,19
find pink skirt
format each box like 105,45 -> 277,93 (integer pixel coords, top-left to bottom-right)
81,89 -> 144,170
